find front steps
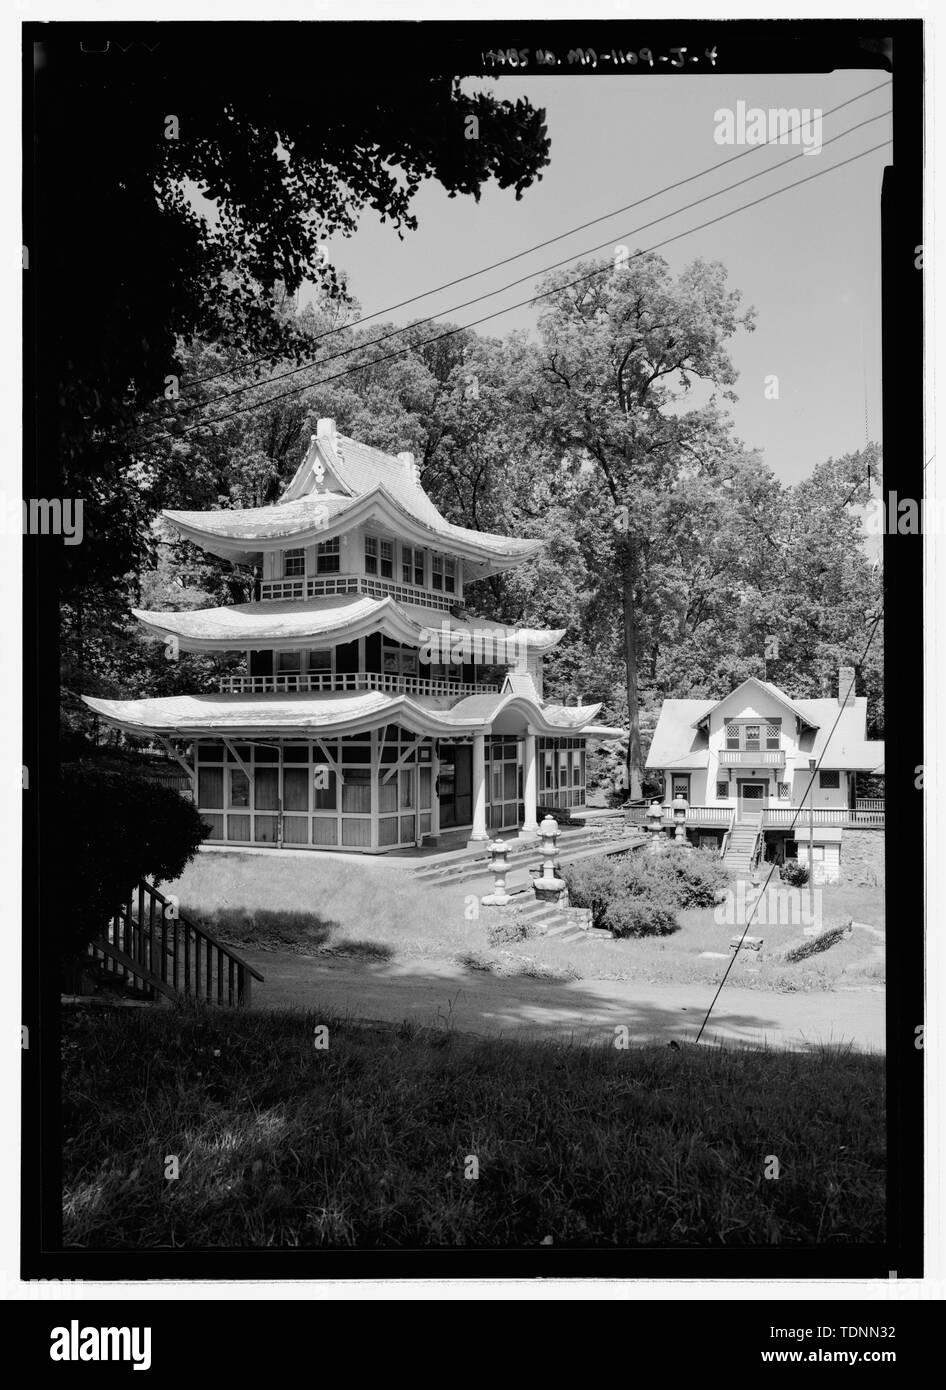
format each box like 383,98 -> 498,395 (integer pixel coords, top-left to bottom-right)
723,823 -> 760,873
513,896 -> 614,945
411,825 -> 646,890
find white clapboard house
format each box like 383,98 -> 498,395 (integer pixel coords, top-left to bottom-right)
639,672 -> 885,880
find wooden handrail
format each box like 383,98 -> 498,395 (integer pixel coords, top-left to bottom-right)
89,878 -> 263,1007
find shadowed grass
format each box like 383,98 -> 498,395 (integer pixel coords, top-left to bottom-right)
62,1004 -> 885,1249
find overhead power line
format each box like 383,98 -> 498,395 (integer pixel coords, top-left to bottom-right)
170,80 -> 891,397
146,138 -> 892,443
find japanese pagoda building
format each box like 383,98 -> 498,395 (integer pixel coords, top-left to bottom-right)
84,420 -> 621,853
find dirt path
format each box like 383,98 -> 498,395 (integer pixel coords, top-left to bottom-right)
240,949 -> 885,1052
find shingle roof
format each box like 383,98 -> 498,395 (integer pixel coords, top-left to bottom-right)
690,677 -> 817,728
82,688 -> 616,740
132,593 -> 566,654
647,692 -> 884,772
646,700 -> 714,769
162,433 -> 544,570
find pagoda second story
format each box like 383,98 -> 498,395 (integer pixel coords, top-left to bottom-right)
138,418 -> 559,703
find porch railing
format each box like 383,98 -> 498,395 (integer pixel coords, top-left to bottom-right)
718,749 -> 786,767
218,672 -> 497,697
89,879 -> 263,1006
258,574 -> 463,613
762,807 -> 885,828
623,805 -> 736,829
624,803 -> 885,830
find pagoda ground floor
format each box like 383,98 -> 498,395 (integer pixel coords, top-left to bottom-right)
176,727 -> 590,853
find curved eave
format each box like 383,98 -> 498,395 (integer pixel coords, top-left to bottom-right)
162,486 -> 544,575
133,596 -> 423,653
81,691 -> 613,742
131,598 -> 566,657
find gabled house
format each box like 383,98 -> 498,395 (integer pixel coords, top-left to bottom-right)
83,420 -> 620,853
641,672 -> 885,881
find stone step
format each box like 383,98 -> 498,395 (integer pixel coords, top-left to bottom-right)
422,834 -> 645,889
411,829 -> 605,882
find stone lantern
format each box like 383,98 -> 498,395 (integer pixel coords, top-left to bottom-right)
533,814 -> 566,904
482,839 -> 512,907
672,793 -> 691,848
644,798 -> 665,853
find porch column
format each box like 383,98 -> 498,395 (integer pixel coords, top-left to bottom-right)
369,728 -> 380,851
430,743 -> 441,838
521,729 -> 539,835
469,733 -> 489,844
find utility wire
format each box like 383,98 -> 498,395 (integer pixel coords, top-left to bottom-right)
143,106 -> 891,433
165,80 -> 892,397
146,138 -> 892,442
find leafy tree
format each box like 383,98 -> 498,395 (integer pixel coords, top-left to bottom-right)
38,37 -> 550,643
531,252 -> 755,795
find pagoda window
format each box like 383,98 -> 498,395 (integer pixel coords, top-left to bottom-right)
379,539 -> 394,578
432,553 -> 456,594
229,769 -> 250,808
364,535 -> 378,575
277,651 -> 302,673
306,649 -> 331,673
283,548 -> 305,578
316,537 -> 340,574
402,545 -> 425,588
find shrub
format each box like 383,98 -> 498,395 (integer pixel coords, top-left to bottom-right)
487,913 -> 536,947
784,920 -> 852,963
652,847 -> 729,907
562,858 -> 623,929
60,763 -> 209,961
604,897 -> 679,938
781,860 -> 810,888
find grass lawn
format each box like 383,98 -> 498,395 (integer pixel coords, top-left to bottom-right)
168,852 -> 884,993
62,1003 -> 885,1248
518,882 -> 886,993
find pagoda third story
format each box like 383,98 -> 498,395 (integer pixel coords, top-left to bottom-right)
84,419 -> 621,853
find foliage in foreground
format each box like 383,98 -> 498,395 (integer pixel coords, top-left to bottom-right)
60,764 -> 208,959
62,1006 -> 885,1249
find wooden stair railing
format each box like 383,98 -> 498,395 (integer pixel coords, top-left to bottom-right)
89,879 -> 263,1006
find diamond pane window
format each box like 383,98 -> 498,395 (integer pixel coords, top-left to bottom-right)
819,770 -> 840,789
725,722 -> 740,749
765,719 -> 782,749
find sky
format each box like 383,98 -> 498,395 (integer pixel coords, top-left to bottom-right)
305,68 -> 892,485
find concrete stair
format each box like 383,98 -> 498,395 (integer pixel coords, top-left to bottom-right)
513,897 -> 614,945
411,827 -> 646,890
723,824 -> 760,873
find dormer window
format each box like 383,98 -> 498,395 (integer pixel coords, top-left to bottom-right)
725,718 -> 782,751
402,545 -> 425,588
316,537 -> 340,574
431,553 -> 457,595
283,548 -> 305,578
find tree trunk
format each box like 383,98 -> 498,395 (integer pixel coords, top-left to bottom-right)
621,541 -> 643,800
